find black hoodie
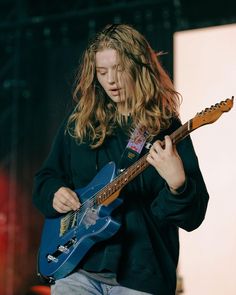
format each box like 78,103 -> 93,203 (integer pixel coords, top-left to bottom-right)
32,117 -> 209,295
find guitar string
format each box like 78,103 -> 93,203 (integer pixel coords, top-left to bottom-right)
61,155 -> 149,224
59,99 -> 231,225
60,122 -> 192,221
61,124 -> 190,224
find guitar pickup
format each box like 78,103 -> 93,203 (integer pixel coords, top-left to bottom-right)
64,237 -> 77,248
58,245 -> 69,254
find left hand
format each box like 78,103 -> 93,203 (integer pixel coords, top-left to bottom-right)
146,135 -> 186,191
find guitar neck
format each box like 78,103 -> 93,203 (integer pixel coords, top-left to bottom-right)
96,121 -> 191,206
94,97 -> 234,206
170,121 -> 190,145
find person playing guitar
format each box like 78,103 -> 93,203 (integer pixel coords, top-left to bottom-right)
32,24 -> 211,295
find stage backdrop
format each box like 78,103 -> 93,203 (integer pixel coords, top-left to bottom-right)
174,24 -> 236,295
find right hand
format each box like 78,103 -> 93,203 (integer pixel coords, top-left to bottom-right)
53,187 -> 81,213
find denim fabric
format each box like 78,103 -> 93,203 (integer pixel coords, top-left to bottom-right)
51,272 -> 152,295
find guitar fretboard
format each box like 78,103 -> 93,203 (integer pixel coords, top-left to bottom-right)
95,121 -> 191,206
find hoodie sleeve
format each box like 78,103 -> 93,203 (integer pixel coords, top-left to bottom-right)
151,129 -> 209,232
32,119 -> 73,217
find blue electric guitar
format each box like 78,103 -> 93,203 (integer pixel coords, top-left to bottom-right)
37,97 -> 233,283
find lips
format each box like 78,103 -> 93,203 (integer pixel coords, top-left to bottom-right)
109,88 -> 121,96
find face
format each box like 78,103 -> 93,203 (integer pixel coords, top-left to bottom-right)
95,48 -> 126,104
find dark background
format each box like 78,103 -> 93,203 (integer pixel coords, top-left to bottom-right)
0,0 -> 235,294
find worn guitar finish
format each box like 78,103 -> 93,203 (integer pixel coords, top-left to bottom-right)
37,97 -> 234,282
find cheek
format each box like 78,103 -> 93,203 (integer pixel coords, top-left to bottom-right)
96,75 -> 105,88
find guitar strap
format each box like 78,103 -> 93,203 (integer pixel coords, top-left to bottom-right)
117,125 -> 149,173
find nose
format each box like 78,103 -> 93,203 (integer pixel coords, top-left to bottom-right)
107,69 -> 116,84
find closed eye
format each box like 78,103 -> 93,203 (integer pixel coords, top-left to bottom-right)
97,71 -> 107,76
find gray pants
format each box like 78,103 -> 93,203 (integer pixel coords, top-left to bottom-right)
51,272 -> 152,295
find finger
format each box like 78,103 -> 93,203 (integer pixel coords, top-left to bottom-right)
70,192 -> 81,207
65,193 -> 80,210
146,153 -> 154,164
164,135 -> 172,151
148,148 -> 158,162
53,199 -> 72,213
58,188 -> 81,210
62,196 -> 80,211
151,140 -> 163,154
57,203 -> 72,213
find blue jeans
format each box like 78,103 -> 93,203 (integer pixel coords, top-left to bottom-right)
51,272 -> 152,295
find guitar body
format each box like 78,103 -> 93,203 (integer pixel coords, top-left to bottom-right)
38,162 -> 122,281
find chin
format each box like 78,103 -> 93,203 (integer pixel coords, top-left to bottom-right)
110,96 -> 122,103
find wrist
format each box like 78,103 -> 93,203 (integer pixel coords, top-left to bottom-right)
168,180 -> 187,195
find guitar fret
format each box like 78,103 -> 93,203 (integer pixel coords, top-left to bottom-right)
170,122 -> 188,145
95,96 -> 234,206
96,123 -> 189,206
96,160 -> 147,205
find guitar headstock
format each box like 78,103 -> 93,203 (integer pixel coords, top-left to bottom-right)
191,96 -> 234,130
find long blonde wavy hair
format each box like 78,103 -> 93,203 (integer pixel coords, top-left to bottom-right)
68,24 -> 181,148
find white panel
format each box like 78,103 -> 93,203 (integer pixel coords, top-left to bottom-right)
174,24 -> 236,295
